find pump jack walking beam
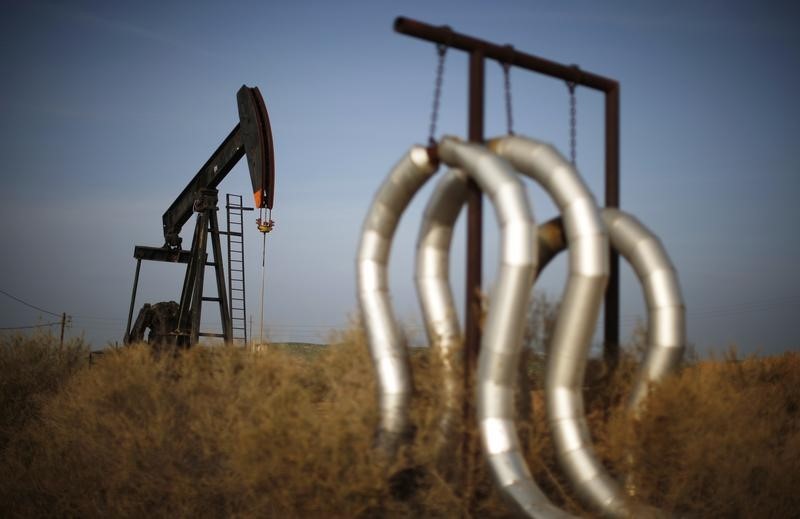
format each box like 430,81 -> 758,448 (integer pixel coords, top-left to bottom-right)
394,17 -> 621,371
163,86 -> 275,250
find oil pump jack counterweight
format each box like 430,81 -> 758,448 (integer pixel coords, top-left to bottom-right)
125,85 -> 276,348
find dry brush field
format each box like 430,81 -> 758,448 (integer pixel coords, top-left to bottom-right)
1,330 -> 798,517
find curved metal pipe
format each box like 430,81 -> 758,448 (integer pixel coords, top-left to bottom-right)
489,136 -> 629,517
437,137 -> 574,518
536,211 -> 685,414
415,168 -> 468,461
368,136 -> 684,517
356,145 -> 438,454
601,209 -> 685,414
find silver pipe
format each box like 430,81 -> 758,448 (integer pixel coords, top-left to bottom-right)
488,135 -> 629,517
535,212 -> 684,414
601,209 -> 685,414
369,136 -> 683,517
437,137 -> 573,518
414,168 -> 468,462
356,145 -> 438,454
534,210 -> 684,513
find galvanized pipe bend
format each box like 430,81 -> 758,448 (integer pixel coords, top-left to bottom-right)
601,209 -> 685,414
418,135 -> 615,516
360,136 -> 684,518
534,211 -> 686,415
437,137 -> 576,518
415,136 -> 684,517
415,167 -> 468,462
489,136 -> 627,516
356,145 -> 438,454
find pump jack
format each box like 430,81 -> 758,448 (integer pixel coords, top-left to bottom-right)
124,85 -> 275,348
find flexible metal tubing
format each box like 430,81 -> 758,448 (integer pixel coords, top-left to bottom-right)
356,145 -> 438,454
416,160 -> 685,517
362,137 -> 683,517
414,167 -> 468,468
600,209 -> 686,414
436,137 -> 575,518
419,134 -> 612,516
488,136 -> 629,517
535,211 -> 686,416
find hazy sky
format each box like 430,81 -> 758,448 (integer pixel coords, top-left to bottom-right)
1,1 -> 798,355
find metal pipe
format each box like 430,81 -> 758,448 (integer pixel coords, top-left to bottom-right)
356,145 -> 438,454
437,137 -> 575,518
535,212 -> 684,411
601,209 -> 685,414
533,210 -> 683,516
415,168 -> 468,463
488,136 -> 630,516
399,135 -> 680,517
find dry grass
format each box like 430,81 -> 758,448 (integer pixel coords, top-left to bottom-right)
0,332 -> 88,453
606,350 -> 800,518
0,330 -> 798,518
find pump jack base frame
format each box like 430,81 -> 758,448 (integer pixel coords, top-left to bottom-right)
125,188 -> 232,347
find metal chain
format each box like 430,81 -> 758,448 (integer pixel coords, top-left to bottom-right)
428,43 -> 448,146
502,62 -> 514,135
567,81 -> 577,166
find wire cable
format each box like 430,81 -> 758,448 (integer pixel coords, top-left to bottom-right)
0,288 -> 61,317
0,322 -> 61,330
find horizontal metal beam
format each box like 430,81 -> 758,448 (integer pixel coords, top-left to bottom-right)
133,245 -> 192,264
394,17 -> 618,92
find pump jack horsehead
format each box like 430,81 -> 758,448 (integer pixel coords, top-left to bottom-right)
124,85 -> 276,348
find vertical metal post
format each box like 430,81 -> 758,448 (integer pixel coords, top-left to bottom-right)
394,17 -> 623,371
465,49 -> 484,373
124,258 -> 142,343
177,212 -> 205,346
463,49 -> 485,515
603,85 -> 620,370
59,312 -> 66,348
208,208 -> 233,342
189,211 -> 210,345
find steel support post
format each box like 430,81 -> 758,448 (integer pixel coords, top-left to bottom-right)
208,208 -> 233,342
124,258 -> 142,343
466,49 -> 484,375
604,85 -> 621,370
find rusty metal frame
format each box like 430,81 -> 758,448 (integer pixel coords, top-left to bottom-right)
394,16 -> 621,371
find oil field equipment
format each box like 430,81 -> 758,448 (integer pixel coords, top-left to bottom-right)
356,18 -> 685,518
124,85 -> 275,348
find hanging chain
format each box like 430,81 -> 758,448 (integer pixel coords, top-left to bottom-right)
501,45 -> 515,135
428,43 -> 448,146
567,80 -> 577,166
502,62 -> 514,135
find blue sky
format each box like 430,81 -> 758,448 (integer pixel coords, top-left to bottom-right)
1,1 -> 798,355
